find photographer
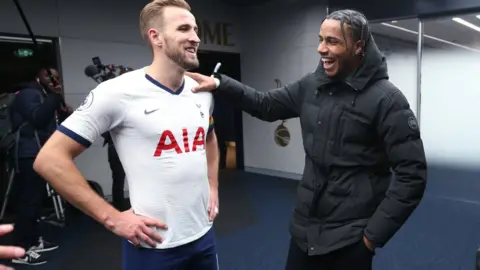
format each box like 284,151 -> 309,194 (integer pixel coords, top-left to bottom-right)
10,67 -> 67,266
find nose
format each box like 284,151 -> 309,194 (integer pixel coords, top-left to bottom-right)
317,40 -> 328,55
190,31 -> 201,44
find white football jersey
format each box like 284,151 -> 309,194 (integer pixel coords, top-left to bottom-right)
59,67 -> 215,249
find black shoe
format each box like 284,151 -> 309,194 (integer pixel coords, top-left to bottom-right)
30,237 -> 59,253
12,250 -> 47,265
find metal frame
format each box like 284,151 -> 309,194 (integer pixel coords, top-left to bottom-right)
416,20 -> 424,127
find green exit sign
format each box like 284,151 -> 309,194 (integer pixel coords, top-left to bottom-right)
13,48 -> 34,58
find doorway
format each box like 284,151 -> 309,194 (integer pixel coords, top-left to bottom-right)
0,34 -> 60,218
0,34 -> 59,94
191,50 -> 244,170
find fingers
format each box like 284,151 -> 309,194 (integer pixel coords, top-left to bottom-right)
0,264 -> 14,270
128,224 -> 162,248
213,206 -> 219,220
0,225 -> 14,237
208,202 -> 219,221
208,206 -> 213,221
137,229 -> 157,248
137,223 -> 163,247
192,83 -> 212,93
209,203 -> 214,221
185,71 -> 200,79
142,217 -> 168,230
0,245 -> 25,259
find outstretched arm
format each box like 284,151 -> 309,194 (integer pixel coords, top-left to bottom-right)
214,74 -> 304,122
187,72 -> 307,122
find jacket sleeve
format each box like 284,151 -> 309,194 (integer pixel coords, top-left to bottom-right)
364,90 -> 427,248
15,88 -> 63,129
214,74 -> 305,122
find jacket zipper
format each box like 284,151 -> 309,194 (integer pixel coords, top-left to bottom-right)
309,91 -> 335,217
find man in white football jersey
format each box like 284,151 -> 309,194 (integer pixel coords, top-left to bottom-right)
33,0 -> 221,269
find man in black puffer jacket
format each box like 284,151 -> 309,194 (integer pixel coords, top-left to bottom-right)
187,9 -> 427,270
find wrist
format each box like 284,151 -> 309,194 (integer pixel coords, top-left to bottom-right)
100,205 -> 120,229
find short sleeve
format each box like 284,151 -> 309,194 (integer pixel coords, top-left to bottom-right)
58,85 -> 125,148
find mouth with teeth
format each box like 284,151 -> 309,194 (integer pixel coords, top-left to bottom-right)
185,47 -> 197,57
322,58 -> 336,70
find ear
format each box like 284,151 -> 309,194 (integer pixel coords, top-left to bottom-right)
354,40 -> 365,55
148,28 -> 163,47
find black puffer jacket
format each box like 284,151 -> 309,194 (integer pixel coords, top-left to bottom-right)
213,35 -> 427,255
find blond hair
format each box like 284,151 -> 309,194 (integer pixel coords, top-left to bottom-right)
139,0 -> 191,42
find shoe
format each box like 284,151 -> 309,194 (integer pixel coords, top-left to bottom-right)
12,250 -> 47,265
30,236 -> 59,253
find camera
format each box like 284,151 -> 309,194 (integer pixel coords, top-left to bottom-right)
84,56 -> 132,84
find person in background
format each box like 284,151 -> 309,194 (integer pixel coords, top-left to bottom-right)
187,9 -> 427,270
10,68 -> 65,266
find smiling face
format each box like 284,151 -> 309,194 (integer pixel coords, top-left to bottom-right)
317,19 -> 364,78
149,6 -> 200,70
140,0 -> 200,71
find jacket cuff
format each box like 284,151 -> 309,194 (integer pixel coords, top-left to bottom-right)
213,77 -> 220,88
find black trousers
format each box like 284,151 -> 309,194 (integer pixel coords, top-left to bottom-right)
108,145 -> 125,208
14,158 -> 48,249
285,238 -> 374,270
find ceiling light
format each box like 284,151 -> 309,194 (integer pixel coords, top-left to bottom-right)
0,36 -> 52,43
452,17 -> 480,32
476,15 -> 480,19
380,23 -> 480,53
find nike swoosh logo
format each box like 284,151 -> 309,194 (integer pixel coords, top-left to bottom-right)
144,108 -> 159,115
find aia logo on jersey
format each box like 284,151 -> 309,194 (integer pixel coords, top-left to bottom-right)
153,127 -> 205,157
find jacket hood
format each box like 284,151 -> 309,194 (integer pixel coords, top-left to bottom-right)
314,34 -> 389,91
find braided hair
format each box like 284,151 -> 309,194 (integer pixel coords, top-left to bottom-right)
325,9 -> 371,56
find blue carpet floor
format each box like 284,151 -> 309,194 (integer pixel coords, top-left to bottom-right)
216,170 -> 480,270
4,168 -> 480,269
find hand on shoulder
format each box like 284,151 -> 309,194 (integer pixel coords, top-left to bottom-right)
185,72 -> 217,93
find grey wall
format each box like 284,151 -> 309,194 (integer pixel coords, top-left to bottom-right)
238,1 -> 327,179
0,0 -> 241,49
370,20 -> 480,203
